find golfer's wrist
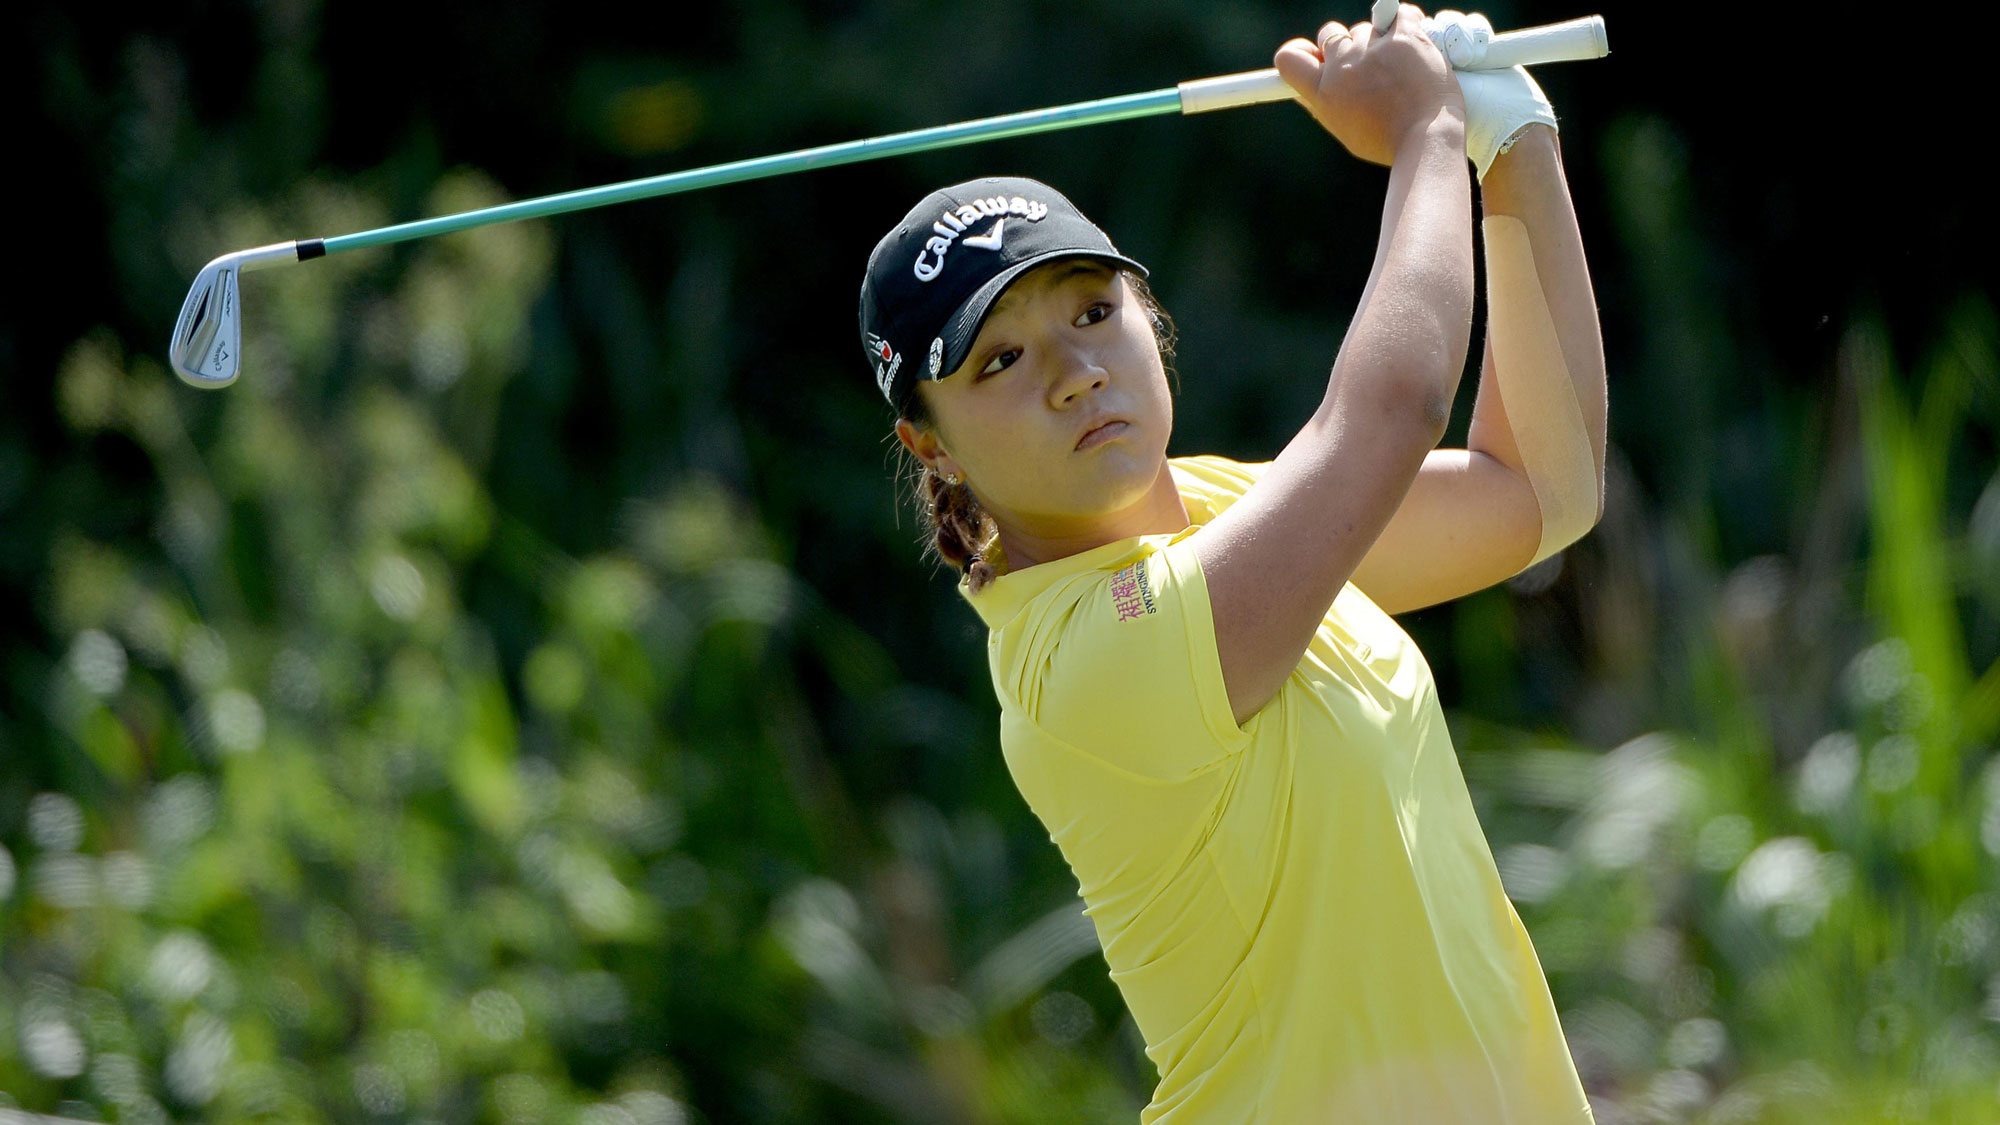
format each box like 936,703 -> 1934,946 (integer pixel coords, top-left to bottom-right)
1476,125 -> 1560,210
1393,109 -> 1468,169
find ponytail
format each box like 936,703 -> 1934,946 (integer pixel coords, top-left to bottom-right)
923,468 -> 1000,594
899,392 -> 1001,593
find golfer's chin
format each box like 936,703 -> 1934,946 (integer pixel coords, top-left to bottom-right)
1081,434 -> 1171,495
1039,461 -> 1171,527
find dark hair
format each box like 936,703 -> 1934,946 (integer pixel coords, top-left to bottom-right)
894,269 -> 1177,592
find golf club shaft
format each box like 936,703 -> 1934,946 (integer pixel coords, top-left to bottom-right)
311,15 -> 1605,258
321,87 -> 1181,256
170,13 -> 1607,388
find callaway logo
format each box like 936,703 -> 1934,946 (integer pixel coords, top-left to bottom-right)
865,332 -> 902,398
963,219 -> 1006,250
912,195 -> 1050,281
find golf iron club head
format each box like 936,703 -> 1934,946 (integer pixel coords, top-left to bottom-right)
170,241 -> 308,388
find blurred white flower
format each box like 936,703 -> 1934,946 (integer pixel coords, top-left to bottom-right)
147,931 -> 218,1003
353,1061 -> 406,1116
1496,843 -> 1570,903
27,791 -> 86,851
205,689 -> 266,755
91,1051 -> 147,1107
1639,1068 -> 1711,1117
20,1016 -> 87,1079
164,1012 -> 233,1106
1577,733 -> 1696,870
576,1105 -> 638,1125
67,629 -> 128,696
32,853 -> 98,909
1564,998 -> 1655,1074
618,1092 -> 689,1125
1937,895 -> 1997,966
1843,638 -> 1912,710
269,647 -> 322,710
1618,927 -> 1682,986
1730,837 -> 1839,936
369,554 -> 426,621
386,1027 -> 441,1089
1794,732 -> 1860,815
412,321 -> 469,391
101,851 -> 155,910
143,775 -> 217,851
471,989 -> 525,1042
1665,1017 -> 1729,1068
773,878 -> 884,1014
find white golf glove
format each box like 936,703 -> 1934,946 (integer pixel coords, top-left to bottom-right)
1424,9 -> 1557,180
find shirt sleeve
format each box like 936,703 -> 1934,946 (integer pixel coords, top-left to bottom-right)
1021,535 -> 1250,780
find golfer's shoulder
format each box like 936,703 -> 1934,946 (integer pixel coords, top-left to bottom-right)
996,543 -> 1250,761
1169,453 -> 1274,521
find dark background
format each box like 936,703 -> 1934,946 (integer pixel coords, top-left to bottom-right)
5,2 -> 1996,1121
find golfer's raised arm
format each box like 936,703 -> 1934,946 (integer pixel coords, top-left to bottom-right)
1466,125 -> 1607,559
1194,9 -> 1474,726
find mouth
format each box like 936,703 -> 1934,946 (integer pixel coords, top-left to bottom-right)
1074,418 -> 1130,452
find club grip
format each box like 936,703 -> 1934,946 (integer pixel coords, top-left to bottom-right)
1177,14 -> 1608,115
1480,15 -> 1607,71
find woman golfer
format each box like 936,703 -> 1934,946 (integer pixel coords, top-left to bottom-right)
858,6 -> 1604,1120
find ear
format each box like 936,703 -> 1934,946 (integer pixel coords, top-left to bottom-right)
894,418 -> 963,482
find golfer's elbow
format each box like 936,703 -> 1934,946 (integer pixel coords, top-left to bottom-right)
1346,312 -> 1468,441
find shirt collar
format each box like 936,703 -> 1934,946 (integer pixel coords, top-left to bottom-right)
956,461 -> 1225,629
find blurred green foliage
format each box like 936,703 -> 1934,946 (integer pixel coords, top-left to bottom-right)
5,1 -> 1997,1122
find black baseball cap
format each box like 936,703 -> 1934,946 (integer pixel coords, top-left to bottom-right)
858,176 -> 1147,413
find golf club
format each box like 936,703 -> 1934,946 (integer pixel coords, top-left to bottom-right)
169,12 -> 1607,389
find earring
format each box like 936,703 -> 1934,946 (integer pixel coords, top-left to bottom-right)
943,472 -> 963,486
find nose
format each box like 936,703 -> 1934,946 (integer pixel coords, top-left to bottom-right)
1046,340 -> 1107,407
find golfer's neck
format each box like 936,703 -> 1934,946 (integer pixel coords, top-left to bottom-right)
991,461 -> 1190,572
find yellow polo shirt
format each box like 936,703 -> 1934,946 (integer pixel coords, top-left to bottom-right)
962,454 -> 1592,1124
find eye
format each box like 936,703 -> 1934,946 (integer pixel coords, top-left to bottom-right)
979,349 -> 1020,377
1075,302 -> 1112,327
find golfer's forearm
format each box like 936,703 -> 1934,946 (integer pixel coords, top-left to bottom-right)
1473,127 -> 1607,523
1323,118 -> 1474,429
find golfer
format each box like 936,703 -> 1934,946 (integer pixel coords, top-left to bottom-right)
858,6 -> 1603,1120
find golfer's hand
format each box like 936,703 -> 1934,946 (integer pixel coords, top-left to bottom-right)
1424,9 -> 1557,181
1274,4 -> 1465,167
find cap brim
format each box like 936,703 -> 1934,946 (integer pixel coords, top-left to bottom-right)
933,250 -> 1149,382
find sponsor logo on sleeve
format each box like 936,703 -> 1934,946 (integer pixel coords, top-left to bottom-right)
1110,561 -> 1157,622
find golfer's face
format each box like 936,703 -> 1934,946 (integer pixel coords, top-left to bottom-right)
921,261 -> 1173,528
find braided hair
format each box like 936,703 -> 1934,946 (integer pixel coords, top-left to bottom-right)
896,269 -> 1176,594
